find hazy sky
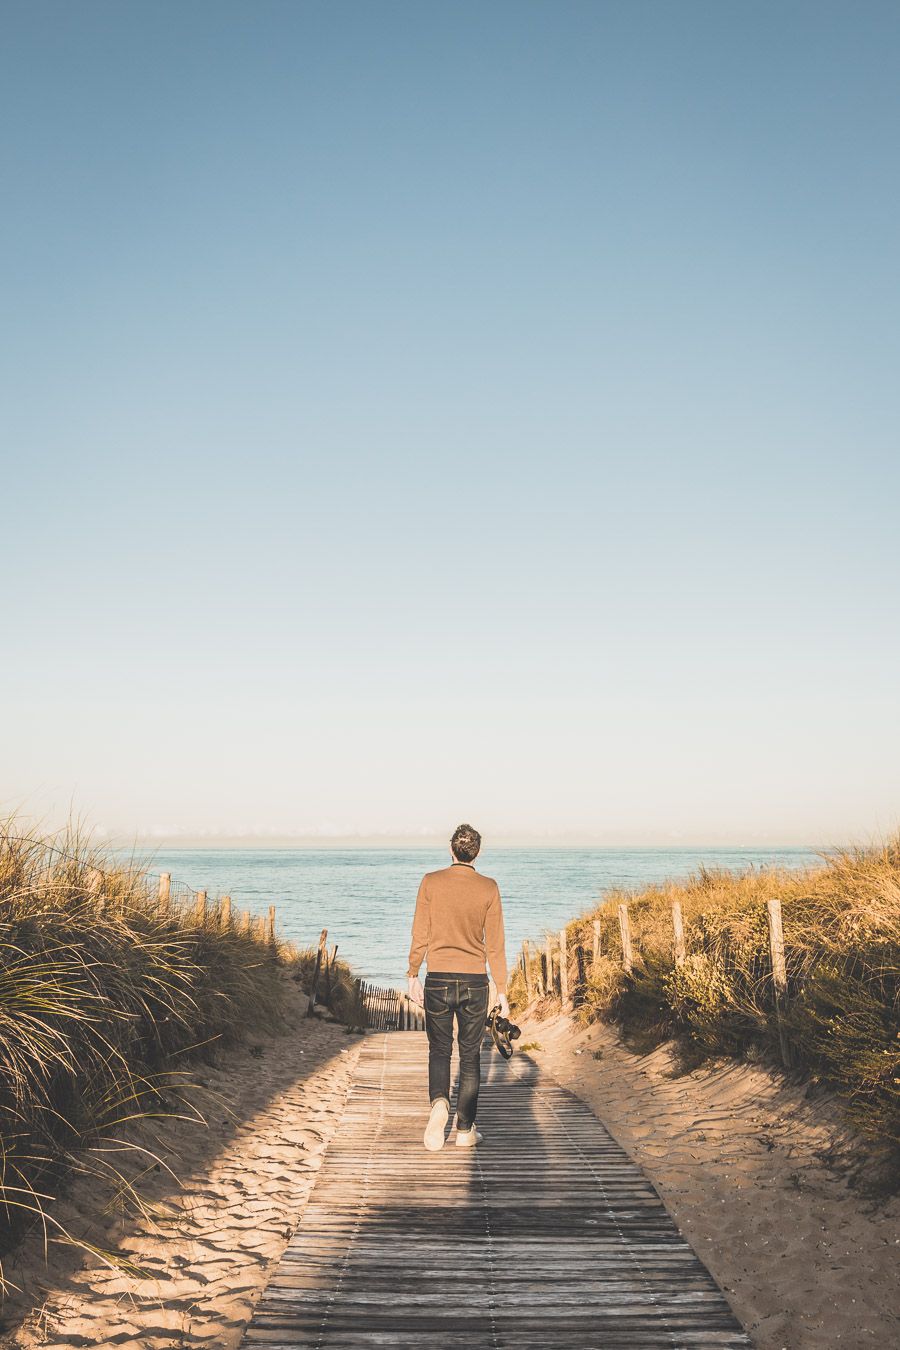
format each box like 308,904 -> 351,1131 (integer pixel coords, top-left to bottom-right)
2,2 -> 898,845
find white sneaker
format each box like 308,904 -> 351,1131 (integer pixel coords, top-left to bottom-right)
424,1098 -> 450,1151
455,1125 -> 483,1147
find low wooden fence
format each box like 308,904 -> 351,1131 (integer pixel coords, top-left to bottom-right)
154,870 -> 277,941
154,876 -> 425,1033
359,981 -> 425,1032
520,895 -> 797,1067
301,925 -> 424,1030
158,904 -> 418,1037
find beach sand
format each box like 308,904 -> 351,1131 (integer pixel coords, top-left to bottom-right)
524,1010 -> 899,1349
1,982 -> 361,1350
4,993 -> 896,1349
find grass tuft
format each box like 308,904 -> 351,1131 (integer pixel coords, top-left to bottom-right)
511,837 -> 900,1165
0,819 -> 357,1293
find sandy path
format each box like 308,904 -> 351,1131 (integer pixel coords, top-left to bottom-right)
2,984 -> 361,1350
526,1011 -> 899,1349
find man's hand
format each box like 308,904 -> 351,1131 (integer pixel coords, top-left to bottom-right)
408,976 -> 424,1007
498,993 -> 510,1018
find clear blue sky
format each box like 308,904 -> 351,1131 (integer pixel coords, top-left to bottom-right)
2,2 -> 898,844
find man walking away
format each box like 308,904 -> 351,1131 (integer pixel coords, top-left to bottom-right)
407,823 -> 509,1151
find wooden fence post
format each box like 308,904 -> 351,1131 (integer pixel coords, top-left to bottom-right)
195,890 -> 207,924
522,941 -> 533,1001
158,872 -> 171,913
266,904 -> 276,944
326,945 -> 338,999
545,935 -> 554,997
672,900 -> 686,967
221,895 -> 232,928
306,927 -> 328,1016
766,898 -> 793,1067
559,927 -> 569,1006
592,918 -> 601,969
575,942 -> 586,992
618,903 -> 634,973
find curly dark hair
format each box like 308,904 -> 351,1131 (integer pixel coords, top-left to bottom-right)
450,823 -> 481,863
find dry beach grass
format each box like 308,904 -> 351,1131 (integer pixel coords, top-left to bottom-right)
512,838 -> 900,1167
0,820 -> 362,1343
1,983 -> 359,1349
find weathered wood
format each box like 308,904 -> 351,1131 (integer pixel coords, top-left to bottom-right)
559,927 -> 569,1006
243,1034 -> 750,1348
195,890 -> 208,924
157,872 -> 171,912
363,982 -> 411,1032
618,903 -> 634,973
592,917 -> 602,969
307,928 -> 328,1017
545,934 -> 554,997
221,894 -> 232,928
672,900 -> 686,967
267,904 -> 277,944
766,897 -> 793,1067
325,946 -> 338,1001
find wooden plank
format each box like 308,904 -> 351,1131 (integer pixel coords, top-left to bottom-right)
522,941 -> 533,1001
306,928 -> 328,1017
618,902 -> 634,973
242,1033 -> 750,1349
766,897 -> 793,1067
558,926 -> 569,1005
672,899 -> 686,967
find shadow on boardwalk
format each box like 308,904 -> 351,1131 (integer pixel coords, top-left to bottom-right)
243,1031 -> 751,1349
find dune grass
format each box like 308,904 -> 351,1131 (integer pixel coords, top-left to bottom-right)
510,839 -> 900,1163
0,821 -> 356,1292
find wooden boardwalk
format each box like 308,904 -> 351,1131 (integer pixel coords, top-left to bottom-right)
243,1032 -> 751,1349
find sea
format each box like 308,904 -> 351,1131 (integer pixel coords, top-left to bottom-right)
124,845 -> 821,988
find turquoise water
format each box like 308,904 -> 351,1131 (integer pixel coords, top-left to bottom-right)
128,846 -> 820,987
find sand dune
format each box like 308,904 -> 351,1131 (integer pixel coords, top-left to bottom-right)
2,985 -> 360,1350
4,993 -> 896,1349
526,1011 -> 899,1349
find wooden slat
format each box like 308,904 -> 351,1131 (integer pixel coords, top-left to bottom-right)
243,1034 -> 750,1349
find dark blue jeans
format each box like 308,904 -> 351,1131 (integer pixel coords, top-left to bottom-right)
424,971 -> 489,1130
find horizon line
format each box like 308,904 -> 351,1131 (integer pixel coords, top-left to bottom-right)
108,833 -> 831,851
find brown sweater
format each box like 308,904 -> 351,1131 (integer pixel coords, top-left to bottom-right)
407,862 -> 508,994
